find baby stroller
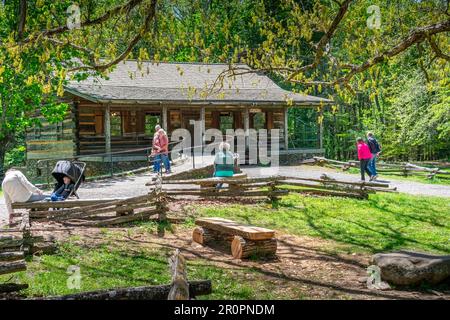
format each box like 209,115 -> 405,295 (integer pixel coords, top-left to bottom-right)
51,160 -> 86,199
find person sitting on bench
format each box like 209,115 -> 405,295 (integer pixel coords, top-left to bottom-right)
49,175 -> 74,202
1,168 -> 49,226
214,142 -> 234,189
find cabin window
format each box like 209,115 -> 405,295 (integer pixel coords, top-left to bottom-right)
145,113 -> 161,137
169,111 -> 181,131
252,112 -> 266,130
110,111 -> 122,136
219,112 -> 233,133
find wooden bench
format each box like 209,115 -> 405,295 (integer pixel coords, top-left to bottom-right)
192,217 -> 277,259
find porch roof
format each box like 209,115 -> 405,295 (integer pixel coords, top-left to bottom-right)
65,61 -> 333,106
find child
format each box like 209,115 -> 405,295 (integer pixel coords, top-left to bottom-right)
50,175 -> 75,201
356,137 -> 373,182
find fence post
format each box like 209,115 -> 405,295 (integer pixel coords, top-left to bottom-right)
46,161 -> 50,187
110,152 -> 113,177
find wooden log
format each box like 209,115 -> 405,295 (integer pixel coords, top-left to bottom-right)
278,177 -> 390,188
62,209 -> 160,227
40,280 -> 212,300
0,283 -> 29,293
231,236 -> 277,259
0,236 -> 24,250
51,195 -> 157,221
0,260 -> 27,275
29,242 -> 58,255
286,188 -> 367,199
0,251 -> 24,262
192,227 -> 234,246
167,249 -> 189,300
196,218 -> 275,241
33,202 -> 156,220
12,198 -> 127,210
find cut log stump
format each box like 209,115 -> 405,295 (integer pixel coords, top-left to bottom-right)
231,236 -> 277,259
192,227 -> 234,247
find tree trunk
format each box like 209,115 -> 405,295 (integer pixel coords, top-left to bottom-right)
0,145 -> 6,183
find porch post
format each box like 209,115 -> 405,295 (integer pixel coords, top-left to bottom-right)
284,107 -> 289,150
319,121 -> 324,149
104,104 -> 111,155
200,106 -> 205,143
162,106 -> 168,131
244,106 -> 250,148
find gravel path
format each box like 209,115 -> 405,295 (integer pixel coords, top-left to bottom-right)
2,162 -> 449,224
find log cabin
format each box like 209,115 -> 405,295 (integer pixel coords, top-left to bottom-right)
26,61 -> 332,169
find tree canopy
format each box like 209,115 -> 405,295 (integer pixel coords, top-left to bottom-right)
0,0 -> 449,177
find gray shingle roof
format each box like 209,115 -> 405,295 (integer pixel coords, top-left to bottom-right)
66,61 -> 332,106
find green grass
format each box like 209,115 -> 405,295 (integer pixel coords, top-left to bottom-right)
0,235 -> 295,299
189,192 -> 450,255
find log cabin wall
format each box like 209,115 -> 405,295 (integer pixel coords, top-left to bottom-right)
26,102 -> 77,160
76,102 -> 156,156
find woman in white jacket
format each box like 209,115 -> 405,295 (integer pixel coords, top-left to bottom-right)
1,168 -> 48,226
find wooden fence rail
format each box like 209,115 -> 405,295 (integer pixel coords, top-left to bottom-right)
147,175 -> 395,201
312,157 -> 450,179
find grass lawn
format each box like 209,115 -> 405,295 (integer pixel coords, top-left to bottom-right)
187,192 -> 450,255
1,237 -> 289,299
1,192 -> 449,299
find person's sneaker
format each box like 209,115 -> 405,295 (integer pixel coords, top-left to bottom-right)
372,175 -> 378,181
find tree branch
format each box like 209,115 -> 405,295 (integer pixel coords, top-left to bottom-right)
19,0 -> 146,46
291,19 -> 450,87
67,0 -> 158,73
287,0 -> 352,80
17,0 -> 27,40
427,35 -> 450,62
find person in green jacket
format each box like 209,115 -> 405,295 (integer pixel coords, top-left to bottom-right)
214,142 -> 234,188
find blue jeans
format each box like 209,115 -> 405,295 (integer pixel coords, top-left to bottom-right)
154,154 -> 171,173
368,153 -> 377,176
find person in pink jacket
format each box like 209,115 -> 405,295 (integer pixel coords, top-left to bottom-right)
356,137 -> 373,181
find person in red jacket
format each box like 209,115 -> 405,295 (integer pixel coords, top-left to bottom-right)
356,137 -> 373,181
151,125 -> 171,174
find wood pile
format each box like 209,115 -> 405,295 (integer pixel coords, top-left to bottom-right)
311,157 -> 450,179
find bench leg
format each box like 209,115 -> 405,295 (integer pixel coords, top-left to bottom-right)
192,227 -> 234,247
231,236 -> 277,259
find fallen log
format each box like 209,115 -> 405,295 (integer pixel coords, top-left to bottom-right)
0,260 -> 27,276
0,251 -> 24,262
38,280 -> 212,300
0,283 -> 29,293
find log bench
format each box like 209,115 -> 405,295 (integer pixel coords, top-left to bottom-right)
192,217 -> 277,259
